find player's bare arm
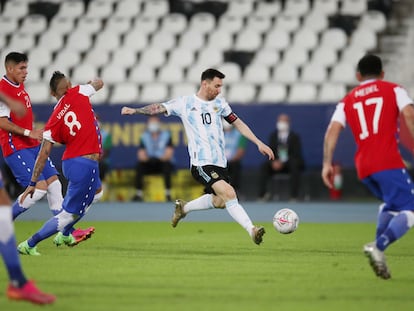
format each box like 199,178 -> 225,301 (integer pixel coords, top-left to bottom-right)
401,104 -> 414,141
20,139 -> 53,202
322,121 -> 343,188
232,118 -> 275,160
0,91 -> 26,117
0,117 -> 43,140
121,103 -> 167,116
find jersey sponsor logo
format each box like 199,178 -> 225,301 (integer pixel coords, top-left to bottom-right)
210,171 -> 219,179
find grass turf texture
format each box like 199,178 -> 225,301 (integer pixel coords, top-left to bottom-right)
0,221 -> 413,311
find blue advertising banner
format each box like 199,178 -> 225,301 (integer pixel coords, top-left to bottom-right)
27,103 -> 357,172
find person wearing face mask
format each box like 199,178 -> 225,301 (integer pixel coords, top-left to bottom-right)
258,113 -> 305,201
132,116 -> 174,202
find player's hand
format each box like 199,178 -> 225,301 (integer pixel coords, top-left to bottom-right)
321,163 -> 334,189
121,107 -> 136,115
88,78 -> 104,91
20,185 -> 36,204
29,128 -> 43,141
8,98 -> 27,117
258,142 -> 275,160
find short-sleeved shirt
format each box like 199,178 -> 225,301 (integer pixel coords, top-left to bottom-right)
162,94 -> 233,167
43,85 -> 102,160
0,76 -> 39,156
331,79 -> 413,179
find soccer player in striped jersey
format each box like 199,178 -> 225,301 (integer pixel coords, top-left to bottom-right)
0,91 -> 55,304
322,54 -> 414,279
16,72 -> 103,255
122,68 -> 274,245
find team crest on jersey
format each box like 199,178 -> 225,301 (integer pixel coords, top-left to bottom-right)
210,171 -> 219,179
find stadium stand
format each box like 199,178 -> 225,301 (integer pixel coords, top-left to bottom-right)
0,0 -> 412,104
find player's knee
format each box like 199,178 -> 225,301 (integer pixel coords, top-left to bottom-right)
402,210 -> 414,228
56,210 -> 79,231
212,195 -> 225,209
92,188 -> 103,204
19,189 -> 47,208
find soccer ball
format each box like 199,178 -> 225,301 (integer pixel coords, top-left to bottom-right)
272,208 -> 299,234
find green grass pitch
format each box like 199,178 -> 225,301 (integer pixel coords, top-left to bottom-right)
0,221 -> 413,311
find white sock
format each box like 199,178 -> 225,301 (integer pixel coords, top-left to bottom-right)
19,189 -> 47,209
183,194 -> 214,214
225,198 -> 254,234
47,180 -> 64,214
0,207 -> 13,243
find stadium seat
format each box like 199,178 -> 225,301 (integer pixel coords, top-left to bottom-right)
196,48 -> 223,68
340,46 -> 367,66
320,28 -> 347,50
274,14 -> 301,33
55,0 -> 85,19
340,0 -> 368,16
206,31 -> 234,51
0,17 -> 19,36
257,83 -> 287,103
104,17 -> 131,35
254,1 -> 282,18
170,83 -> 197,99
189,13 -> 216,35
94,31 -> 121,52
84,49 -> 111,67
129,64 -> 156,84
310,46 -> 338,68
65,31 -> 92,52
141,0 -> 169,19
311,0 -> 338,16
359,10 -> 387,33
303,11 -> 329,33
133,17 -> 159,36
186,64 -> 209,84
243,64 -> 270,85
226,83 -> 256,104
318,83 -> 346,103
111,48 -> 137,68
251,49 -> 280,67
150,31 -> 177,52
49,17 -> 75,36
25,82 -> 51,104
19,15 -> 47,35
114,0 -> 142,18
287,83 -> 318,103
123,30 -> 148,52
218,63 -> 242,84
76,17 -> 103,35
217,16 -> 244,35
139,83 -> 169,103
301,63 -> 327,84
330,62 -> 356,85
168,48 -> 195,69
224,0 -> 254,18
139,48 -> 166,68
110,83 -> 139,104
157,65 -> 185,84
178,30 -> 205,52
244,15 -> 272,34
51,50 -> 81,71
234,29 -> 262,52
37,30 -> 65,53
159,13 -> 187,35
7,33 -> 35,52
273,63 -> 299,84
283,0 -> 310,17
349,28 -> 378,51
283,47 -> 309,67
292,28 -> 318,51
263,29 -> 290,51
85,0 -> 113,19
72,63 -> 99,85
2,0 -> 29,19
28,47 -> 52,70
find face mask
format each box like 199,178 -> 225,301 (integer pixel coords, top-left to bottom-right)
148,122 -> 160,133
276,121 -> 289,132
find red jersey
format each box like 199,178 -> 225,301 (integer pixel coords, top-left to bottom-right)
43,85 -> 102,160
0,76 -> 39,157
331,79 -> 413,179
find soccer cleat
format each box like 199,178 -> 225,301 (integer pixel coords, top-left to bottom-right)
7,280 -> 56,304
17,241 -> 41,256
171,199 -> 187,228
363,242 -> 391,279
252,226 -> 266,245
53,232 -> 88,247
72,227 -> 95,241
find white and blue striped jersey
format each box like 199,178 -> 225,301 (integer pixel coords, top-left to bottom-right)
162,94 -> 232,167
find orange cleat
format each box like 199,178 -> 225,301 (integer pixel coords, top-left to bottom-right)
7,280 -> 56,305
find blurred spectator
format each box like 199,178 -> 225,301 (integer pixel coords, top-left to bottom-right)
223,120 -> 247,194
258,113 -> 305,201
97,117 -> 112,182
132,116 -> 174,202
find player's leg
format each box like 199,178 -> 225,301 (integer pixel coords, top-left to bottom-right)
0,187 -> 55,304
161,160 -> 173,201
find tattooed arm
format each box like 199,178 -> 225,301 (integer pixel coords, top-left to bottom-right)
20,140 -> 54,202
121,103 -> 167,116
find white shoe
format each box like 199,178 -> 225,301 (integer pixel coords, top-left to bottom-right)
363,242 -> 391,279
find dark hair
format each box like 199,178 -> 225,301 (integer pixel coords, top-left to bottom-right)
49,71 -> 66,93
201,68 -> 225,81
357,54 -> 383,77
5,52 -> 28,64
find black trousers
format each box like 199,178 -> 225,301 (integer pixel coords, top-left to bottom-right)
135,158 -> 173,190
